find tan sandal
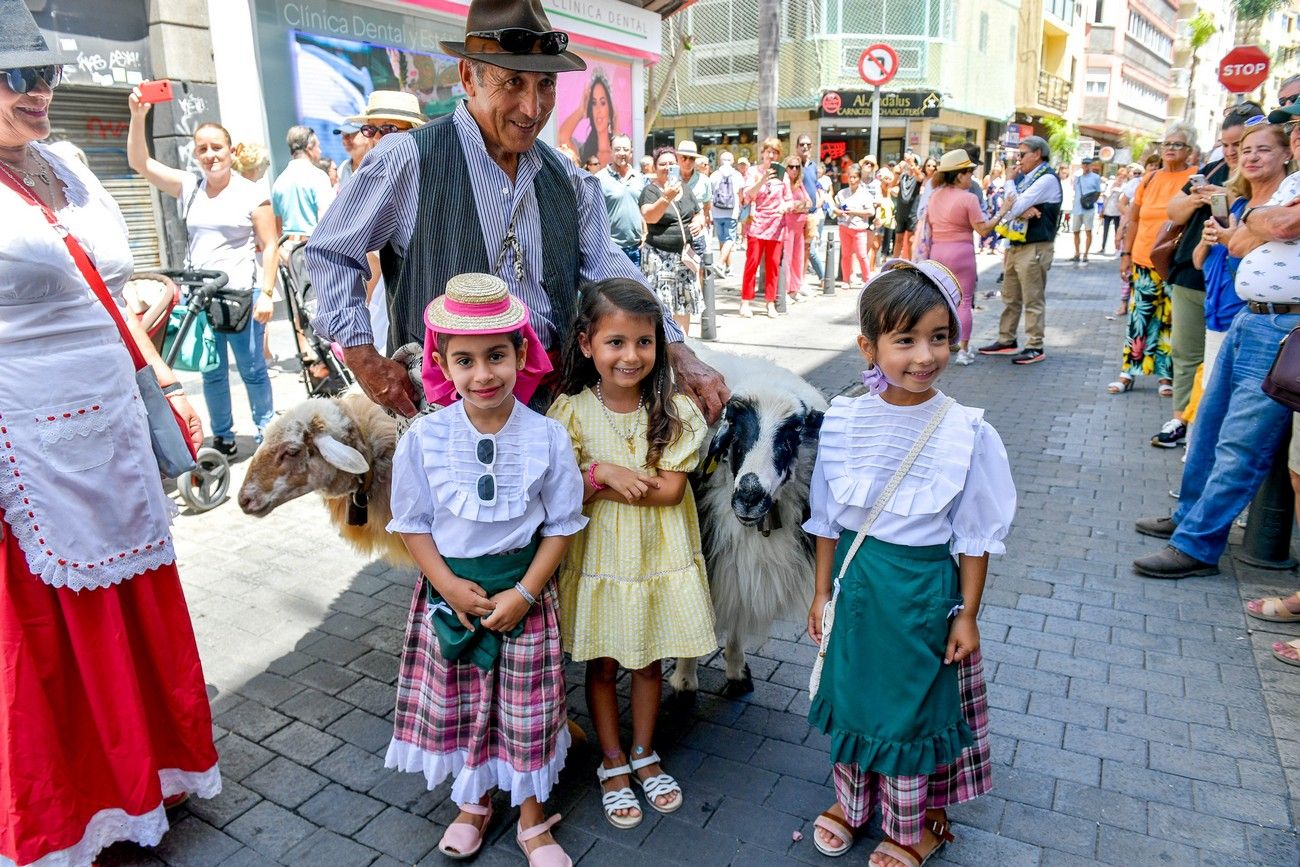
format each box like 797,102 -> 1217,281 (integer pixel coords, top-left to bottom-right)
1247,595 -> 1300,622
812,808 -> 859,857
870,812 -> 954,867
1272,639 -> 1300,667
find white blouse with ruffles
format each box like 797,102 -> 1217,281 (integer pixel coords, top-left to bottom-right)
387,399 -> 587,559
804,391 -> 1015,556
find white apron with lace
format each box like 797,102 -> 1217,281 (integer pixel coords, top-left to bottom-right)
0,143 -> 175,591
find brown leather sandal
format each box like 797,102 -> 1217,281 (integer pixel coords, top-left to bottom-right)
870,812 -> 954,867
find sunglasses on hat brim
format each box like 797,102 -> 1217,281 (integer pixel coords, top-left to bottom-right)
3,65 -> 63,95
467,28 -> 569,56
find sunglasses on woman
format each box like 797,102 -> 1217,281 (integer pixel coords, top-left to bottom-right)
468,28 -> 569,55
360,123 -> 400,139
3,65 -> 62,94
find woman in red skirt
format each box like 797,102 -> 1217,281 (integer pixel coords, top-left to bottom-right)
0,7 -> 219,865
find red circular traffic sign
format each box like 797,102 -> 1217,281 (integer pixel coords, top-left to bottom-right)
858,44 -> 899,87
1218,45 -> 1270,93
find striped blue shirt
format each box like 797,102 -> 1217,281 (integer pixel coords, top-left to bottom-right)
306,101 -> 679,350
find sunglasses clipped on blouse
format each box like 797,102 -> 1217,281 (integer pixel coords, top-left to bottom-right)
475,435 -> 497,506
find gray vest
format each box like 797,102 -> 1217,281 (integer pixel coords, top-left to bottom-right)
380,114 -> 581,353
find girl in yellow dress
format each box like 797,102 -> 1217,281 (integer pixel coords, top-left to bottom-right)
548,278 -> 715,830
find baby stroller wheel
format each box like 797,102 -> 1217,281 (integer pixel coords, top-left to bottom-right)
176,447 -> 231,512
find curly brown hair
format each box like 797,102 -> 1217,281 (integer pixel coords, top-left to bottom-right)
560,279 -> 683,469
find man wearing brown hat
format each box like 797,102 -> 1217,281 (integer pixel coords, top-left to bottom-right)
307,0 -> 727,420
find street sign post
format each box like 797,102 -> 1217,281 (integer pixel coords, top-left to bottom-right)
858,43 -> 899,162
1217,45 -> 1270,94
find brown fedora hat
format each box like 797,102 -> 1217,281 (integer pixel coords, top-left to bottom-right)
441,0 -> 586,74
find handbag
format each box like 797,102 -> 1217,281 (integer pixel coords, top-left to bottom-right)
163,305 -> 220,373
670,200 -> 702,278
1148,219 -> 1185,280
0,167 -> 198,478
1263,325 -> 1300,412
205,286 -> 255,333
808,397 -> 955,699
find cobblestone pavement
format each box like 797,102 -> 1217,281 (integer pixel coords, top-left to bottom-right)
99,237 -> 1300,866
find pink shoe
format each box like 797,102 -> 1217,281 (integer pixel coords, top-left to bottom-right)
438,801 -> 493,860
516,814 -> 571,867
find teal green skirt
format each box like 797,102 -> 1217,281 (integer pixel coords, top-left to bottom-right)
809,533 -> 972,777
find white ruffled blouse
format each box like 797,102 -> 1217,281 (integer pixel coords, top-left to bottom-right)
803,391 -> 1016,556
387,399 -> 588,559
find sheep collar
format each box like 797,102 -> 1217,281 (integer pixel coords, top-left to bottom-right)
346,468 -> 374,526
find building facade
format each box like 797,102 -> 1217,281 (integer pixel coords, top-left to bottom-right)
1011,0 -> 1086,149
1167,0 -> 1236,152
1079,0 -> 1179,155
649,0 -> 1021,168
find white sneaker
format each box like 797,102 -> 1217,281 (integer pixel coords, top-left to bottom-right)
797,287 -> 818,298
954,349 -> 976,366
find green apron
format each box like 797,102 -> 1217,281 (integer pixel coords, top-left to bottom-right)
427,536 -> 540,671
809,533 -> 972,776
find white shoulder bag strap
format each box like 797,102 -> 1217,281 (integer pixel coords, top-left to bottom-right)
808,397 -> 955,699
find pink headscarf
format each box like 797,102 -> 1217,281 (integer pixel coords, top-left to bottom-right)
421,274 -> 555,406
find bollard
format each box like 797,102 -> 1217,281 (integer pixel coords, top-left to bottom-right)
701,248 -> 717,340
823,229 -> 838,295
1236,428 -> 1298,570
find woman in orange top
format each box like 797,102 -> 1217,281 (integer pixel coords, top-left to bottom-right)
1109,124 -> 1197,394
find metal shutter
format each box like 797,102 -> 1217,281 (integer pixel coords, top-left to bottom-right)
47,86 -> 164,270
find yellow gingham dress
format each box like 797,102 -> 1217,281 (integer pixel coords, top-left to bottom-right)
548,389 -> 716,669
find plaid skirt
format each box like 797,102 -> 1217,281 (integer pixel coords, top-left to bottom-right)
385,579 -> 569,807
832,650 -> 991,846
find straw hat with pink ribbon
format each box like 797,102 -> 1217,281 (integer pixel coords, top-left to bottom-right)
421,273 -> 553,406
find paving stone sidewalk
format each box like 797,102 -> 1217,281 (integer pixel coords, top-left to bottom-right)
100,238 -> 1300,866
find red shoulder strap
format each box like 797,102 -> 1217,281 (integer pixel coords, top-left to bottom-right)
0,163 -> 146,372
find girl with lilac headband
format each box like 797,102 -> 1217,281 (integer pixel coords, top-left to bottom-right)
802,258 -> 1016,863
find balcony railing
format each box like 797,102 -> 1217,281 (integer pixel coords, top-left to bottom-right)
1037,69 -> 1072,113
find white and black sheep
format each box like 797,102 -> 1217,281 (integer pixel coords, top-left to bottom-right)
671,341 -> 826,697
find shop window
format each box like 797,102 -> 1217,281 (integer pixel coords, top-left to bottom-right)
928,123 -> 977,158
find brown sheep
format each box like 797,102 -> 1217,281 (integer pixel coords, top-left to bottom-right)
237,393 -> 413,567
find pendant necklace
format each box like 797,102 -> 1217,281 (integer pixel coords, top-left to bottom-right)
595,381 -> 643,454
0,146 -> 51,189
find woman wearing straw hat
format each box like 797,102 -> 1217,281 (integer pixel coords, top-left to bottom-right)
925,150 -> 998,365
0,3 -> 220,864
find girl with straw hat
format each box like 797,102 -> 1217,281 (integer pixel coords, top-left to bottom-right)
385,273 -> 586,866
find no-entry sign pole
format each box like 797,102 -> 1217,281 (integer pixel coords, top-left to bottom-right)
858,43 -> 898,159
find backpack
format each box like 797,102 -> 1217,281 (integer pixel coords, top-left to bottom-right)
712,170 -> 736,211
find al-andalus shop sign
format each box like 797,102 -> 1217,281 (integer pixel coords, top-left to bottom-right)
819,90 -> 942,119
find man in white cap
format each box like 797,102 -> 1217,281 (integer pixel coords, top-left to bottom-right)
307,0 -> 727,420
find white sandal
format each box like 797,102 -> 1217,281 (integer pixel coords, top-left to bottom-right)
595,762 -> 643,829
630,751 -> 683,814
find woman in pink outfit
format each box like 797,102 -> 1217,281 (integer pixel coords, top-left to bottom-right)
923,150 -> 997,364
834,166 -> 874,288
781,156 -> 813,304
740,137 -> 791,318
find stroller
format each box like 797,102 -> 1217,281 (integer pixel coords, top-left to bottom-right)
123,270 -> 234,514
275,236 -> 354,398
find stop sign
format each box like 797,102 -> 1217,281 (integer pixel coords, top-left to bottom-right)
1218,45 -> 1270,93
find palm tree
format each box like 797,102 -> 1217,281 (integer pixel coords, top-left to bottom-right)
1234,0 -> 1287,40
1183,11 -> 1218,123
1041,116 -> 1079,164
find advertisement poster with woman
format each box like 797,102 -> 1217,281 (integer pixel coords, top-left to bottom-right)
290,31 -> 463,166
556,53 -> 633,170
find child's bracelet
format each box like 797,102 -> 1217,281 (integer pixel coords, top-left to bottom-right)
588,461 -> 607,491
514,582 -> 538,606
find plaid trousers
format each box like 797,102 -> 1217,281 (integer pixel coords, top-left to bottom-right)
832,650 -> 992,845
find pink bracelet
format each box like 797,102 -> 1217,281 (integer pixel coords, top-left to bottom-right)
589,461 -> 606,491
